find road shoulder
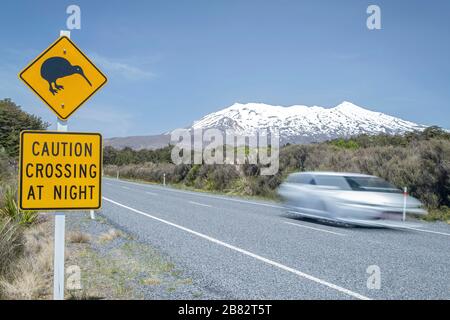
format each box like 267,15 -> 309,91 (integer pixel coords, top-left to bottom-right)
65,211 -> 211,299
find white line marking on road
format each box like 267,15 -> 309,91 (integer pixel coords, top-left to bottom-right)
404,227 -> 450,237
102,196 -> 370,300
196,194 -> 284,209
145,192 -> 157,196
106,178 -> 284,209
121,186 -> 131,190
284,222 -> 347,236
345,218 -> 450,237
188,201 -> 212,208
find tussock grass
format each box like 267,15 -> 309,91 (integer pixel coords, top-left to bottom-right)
0,219 -> 53,299
0,218 -> 24,276
68,231 -> 91,244
98,229 -> 123,243
141,277 -> 161,286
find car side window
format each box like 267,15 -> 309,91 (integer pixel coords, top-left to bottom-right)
314,176 -> 350,189
287,174 -> 311,184
298,175 -> 312,184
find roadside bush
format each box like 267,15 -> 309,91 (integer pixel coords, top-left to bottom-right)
0,149 -> 14,183
185,165 -> 201,186
0,220 -> 53,299
0,99 -> 48,157
0,185 -> 37,226
0,217 -> 24,277
423,206 -> 450,222
203,165 -> 239,191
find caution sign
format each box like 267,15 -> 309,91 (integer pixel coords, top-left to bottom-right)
19,36 -> 107,120
19,131 -> 102,210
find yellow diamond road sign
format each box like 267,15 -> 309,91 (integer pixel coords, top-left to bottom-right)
19,36 -> 107,120
19,131 -> 102,210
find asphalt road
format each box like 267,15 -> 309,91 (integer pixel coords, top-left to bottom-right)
100,177 -> 450,300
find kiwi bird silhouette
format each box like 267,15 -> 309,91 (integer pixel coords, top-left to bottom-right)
40,57 -> 92,95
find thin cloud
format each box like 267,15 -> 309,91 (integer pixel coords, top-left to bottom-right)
75,104 -> 135,137
89,53 -> 154,81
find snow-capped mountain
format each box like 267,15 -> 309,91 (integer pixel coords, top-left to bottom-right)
105,101 -> 429,149
188,101 -> 427,144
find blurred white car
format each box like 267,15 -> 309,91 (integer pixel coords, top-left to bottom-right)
278,172 -> 427,226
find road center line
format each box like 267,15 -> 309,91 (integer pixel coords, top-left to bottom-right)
107,179 -> 450,239
121,186 -> 130,190
145,191 -> 157,196
102,196 -> 370,300
188,201 -> 212,208
284,221 -> 347,236
106,178 -> 284,209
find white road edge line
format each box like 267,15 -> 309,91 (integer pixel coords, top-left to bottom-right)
188,201 -> 212,208
284,221 -> 347,236
102,196 -> 370,300
403,227 -> 450,237
105,177 -> 284,209
121,186 -> 131,190
145,192 -> 157,196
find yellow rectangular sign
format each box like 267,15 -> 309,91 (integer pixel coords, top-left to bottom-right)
19,131 -> 102,210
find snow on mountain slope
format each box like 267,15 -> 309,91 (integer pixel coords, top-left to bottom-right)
189,101 -> 427,143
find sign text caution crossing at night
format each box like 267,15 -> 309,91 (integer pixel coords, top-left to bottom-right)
19,36 -> 107,120
19,131 -> 102,210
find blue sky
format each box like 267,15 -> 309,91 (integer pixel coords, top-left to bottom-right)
1,0 -> 449,137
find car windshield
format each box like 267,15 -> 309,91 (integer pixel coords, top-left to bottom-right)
344,176 -> 401,193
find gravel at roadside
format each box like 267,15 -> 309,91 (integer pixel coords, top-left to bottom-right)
65,211 -> 215,299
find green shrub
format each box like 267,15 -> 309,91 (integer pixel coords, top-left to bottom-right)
0,99 -> 48,157
185,165 -> 201,186
0,185 -> 37,226
330,138 -> 359,149
422,206 -> 450,222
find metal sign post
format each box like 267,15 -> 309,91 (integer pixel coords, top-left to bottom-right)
53,211 -> 65,300
53,30 -> 70,301
402,187 -> 408,222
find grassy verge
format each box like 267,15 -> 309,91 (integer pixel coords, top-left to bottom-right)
421,206 -> 450,223
65,214 -> 200,300
0,216 -> 53,299
0,210 -> 200,299
0,175 -> 55,299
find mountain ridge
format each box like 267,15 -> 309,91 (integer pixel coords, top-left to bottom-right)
105,101 -> 428,149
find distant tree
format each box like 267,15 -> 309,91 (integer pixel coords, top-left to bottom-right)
0,98 -> 49,158
420,126 -> 450,140
115,147 -> 136,166
329,138 -> 359,149
103,146 -> 119,165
